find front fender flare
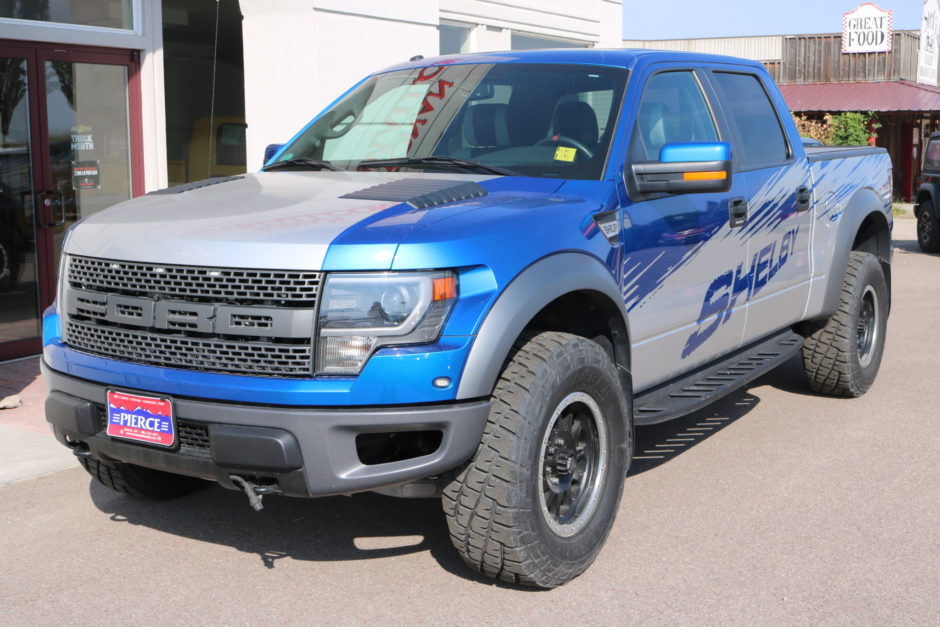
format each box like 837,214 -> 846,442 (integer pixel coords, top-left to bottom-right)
455,252 -> 629,400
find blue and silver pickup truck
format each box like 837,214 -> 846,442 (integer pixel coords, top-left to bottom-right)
42,49 -> 893,587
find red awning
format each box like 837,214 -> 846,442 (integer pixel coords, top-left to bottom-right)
778,80 -> 940,112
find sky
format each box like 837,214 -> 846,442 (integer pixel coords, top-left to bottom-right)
622,0 -> 924,40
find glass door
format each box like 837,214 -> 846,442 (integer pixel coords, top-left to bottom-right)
0,50 -> 41,358
0,42 -> 141,361
43,53 -> 135,293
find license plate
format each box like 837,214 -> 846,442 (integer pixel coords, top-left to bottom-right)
106,390 -> 176,448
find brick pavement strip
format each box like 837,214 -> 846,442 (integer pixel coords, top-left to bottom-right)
0,356 -> 74,485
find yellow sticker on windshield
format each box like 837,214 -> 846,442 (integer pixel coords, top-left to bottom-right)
554,146 -> 577,162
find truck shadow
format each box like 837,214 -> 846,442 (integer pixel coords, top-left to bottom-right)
88,359 -> 801,586
630,388 -> 760,476
893,237 -> 938,255
629,353 -> 814,476
89,474 -> 499,585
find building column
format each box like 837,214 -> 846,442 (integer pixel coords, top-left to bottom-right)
239,0 -> 320,171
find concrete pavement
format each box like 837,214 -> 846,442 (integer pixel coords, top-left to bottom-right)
0,357 -> 74,486
0,215 -> 937,623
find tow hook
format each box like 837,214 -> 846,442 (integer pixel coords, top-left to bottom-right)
229,475 -> 282,512
65,438 -> 91,458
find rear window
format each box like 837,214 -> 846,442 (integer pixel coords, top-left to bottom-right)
925,137 -> 940,170
712,71 -> 790,169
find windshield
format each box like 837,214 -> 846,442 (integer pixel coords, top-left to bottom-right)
275,63 -> 628,180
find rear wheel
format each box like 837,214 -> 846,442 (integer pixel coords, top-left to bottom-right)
916,203 -> 940,252
442,332 -> 631,588
79,456 -> 207,499
802,251 -> 888,397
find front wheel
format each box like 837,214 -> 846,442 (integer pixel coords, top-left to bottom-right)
916,203 -> 940,253
442,332 -> 631,588
802,251 -> 888,397
79,456 -> 208,499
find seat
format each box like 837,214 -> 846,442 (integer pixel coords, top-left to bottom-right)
459,103 -> 511,154
550,101 -> 599,150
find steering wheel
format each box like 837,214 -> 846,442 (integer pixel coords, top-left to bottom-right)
536,135 -> 594,159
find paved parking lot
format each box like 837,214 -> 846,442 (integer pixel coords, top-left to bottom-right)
1,216 -> 937,624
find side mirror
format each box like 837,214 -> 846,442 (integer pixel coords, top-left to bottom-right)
264,143 -> 284,164
630,142 -> 732,195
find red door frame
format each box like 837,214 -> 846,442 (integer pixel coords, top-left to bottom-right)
0,40 -> 143,361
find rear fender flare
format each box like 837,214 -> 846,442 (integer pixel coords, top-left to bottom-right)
819,187 -> 891,317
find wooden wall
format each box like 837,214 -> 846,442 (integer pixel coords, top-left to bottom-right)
766,31 -> 922,84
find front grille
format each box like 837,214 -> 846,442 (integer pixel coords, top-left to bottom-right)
63,256 -> 319,378
67,255 -> 321,306
66,320 -> 313,376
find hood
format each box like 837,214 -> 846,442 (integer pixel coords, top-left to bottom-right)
65,170 -> 511,270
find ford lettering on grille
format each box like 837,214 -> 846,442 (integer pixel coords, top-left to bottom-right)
62,256 -> 319,377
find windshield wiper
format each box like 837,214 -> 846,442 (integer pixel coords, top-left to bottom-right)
262,157 -> 341,172
356,156 -> 519,176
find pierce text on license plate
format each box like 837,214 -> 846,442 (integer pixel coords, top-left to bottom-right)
106,390 -> 175,447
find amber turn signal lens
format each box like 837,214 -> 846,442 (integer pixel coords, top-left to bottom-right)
683,171 -> 727,181
432,276 -> 457,301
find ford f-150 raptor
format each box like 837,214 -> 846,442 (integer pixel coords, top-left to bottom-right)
42,49 -> 893,588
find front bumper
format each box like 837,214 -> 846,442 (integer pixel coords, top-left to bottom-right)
42,361 -> 489,497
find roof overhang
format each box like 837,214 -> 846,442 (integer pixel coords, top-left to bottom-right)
779,80 -> 940,112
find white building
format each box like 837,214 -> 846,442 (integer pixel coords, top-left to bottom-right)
0,0 -> 623,361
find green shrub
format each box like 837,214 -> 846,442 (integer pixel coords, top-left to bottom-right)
828,111 -> 880,146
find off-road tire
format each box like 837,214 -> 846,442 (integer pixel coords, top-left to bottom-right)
442,332 -> 631,588
78,456 -> 207,499
802,251 -> 888,397
916,202 -> 940,253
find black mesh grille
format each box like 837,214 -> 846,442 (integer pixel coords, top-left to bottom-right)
66,320 -> 312,377
178,421 -> 211,450
67,256 -> 321,306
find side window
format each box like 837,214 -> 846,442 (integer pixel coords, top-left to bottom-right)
924,138 -> 940,169
712,72 -> 790,168
634,70 -> 718,161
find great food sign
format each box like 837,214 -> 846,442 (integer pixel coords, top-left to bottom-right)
842,3 -> 893,53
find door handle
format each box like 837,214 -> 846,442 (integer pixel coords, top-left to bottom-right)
796,186 -> 812,212
729,197 -> 748,228
41,190 -> 66,227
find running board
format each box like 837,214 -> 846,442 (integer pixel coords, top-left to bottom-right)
633,330 -> 803,426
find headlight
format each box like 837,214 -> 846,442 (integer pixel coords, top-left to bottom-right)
316,271 -> 457,375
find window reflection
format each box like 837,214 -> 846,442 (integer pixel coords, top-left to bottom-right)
0,0 -> 133,30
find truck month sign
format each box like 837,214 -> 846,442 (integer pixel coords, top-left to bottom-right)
842,3 -> 893,53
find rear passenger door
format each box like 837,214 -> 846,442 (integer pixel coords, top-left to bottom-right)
622,68 -> 749,392
706,70 -> 813,344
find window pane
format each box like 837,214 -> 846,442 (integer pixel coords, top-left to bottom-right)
216,123 -> 246,167
925,139 -> 940,169
712,72 -> 789,167
634,71 -> 718,160
1,0 -> 133,29
439,24 -> 470,55
0,56 -> 41,345
510,33 -> 587,50
280,63 -> 627,180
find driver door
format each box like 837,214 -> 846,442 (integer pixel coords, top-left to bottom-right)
622,68 -> 749,392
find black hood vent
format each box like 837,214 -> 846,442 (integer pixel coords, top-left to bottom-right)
341,178 -> 487,209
